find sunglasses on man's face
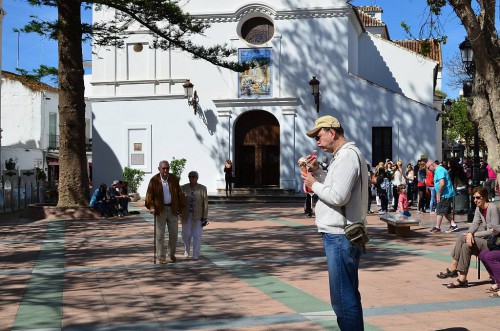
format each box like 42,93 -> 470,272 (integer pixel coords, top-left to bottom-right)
473,196 -> 482,200
314,129 -> 330,141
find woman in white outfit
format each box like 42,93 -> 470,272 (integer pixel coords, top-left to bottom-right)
391,162 -> 404,211
181,171 -> 208,260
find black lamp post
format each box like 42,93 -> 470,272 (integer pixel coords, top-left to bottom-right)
437,98 -> 452,121
459,37 -> 479,222
309,76 -> 320,113
439,99 -> 453,159
459,37 -> 480,187
459,37 -> 475,76
444,99 -> 452,113
183,79 -> 199,115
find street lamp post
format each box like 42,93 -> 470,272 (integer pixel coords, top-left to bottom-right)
459,37 -> 479,222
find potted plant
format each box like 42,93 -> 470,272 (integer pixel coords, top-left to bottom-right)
123,167 -> 145,201
5,158 -> 16,170
170,157 -> 187,180
35,167 -> 47,181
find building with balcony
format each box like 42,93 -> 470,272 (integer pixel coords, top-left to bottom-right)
1,71 -> 92,184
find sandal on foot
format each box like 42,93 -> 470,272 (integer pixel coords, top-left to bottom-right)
437,268 -> 459,279
447,279 -> 468,289
489,292 -> 500,298
486,286 -> 499,293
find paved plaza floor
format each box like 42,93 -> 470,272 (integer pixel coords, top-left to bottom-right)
1,202 -> 499,331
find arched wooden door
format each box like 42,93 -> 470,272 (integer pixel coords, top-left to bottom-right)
234,111 -> 280,187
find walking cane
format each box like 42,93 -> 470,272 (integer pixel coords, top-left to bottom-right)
154,215 -> 156,264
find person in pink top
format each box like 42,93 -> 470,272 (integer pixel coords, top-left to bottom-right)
397,184 -> 411,217
485,162 -> 497,201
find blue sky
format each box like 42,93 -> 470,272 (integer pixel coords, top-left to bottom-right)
1,0 -> 92,78
1,1 -> 474,98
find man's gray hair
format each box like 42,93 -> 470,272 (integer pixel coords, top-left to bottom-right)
158,160 -> 169,167
188,171 -> 199,178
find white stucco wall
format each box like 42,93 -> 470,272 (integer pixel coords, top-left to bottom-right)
0,77 -> 60,170
2,147 -> 44,171
0,73 -> 93,173
90,2 -> 438,195
358,33 -> 437,105
3,80 -> 40,148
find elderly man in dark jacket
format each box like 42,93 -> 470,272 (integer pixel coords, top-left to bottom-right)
145,160 -> 185,264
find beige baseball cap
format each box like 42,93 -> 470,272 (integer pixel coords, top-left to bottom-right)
306,116 -> 341,137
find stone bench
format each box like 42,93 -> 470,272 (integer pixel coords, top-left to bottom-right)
379,214 -> 420,237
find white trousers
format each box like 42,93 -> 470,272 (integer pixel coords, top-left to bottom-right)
182,214 -> 203,259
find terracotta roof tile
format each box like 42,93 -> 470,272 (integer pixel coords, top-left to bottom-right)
353,6 -> 442,67
356,10 -> 385,27
392,39 -> 442,67
1,70 -> 58,93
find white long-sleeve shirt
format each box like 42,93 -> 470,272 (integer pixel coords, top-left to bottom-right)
311,142 -> 368,234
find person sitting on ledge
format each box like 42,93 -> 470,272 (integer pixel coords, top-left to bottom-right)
478,224 -> 500,298
90,183 -> 109,217
117,181 -> 130,216
436,187 -> 500,288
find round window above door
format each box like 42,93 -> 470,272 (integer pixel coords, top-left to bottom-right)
240,17 -> 275,45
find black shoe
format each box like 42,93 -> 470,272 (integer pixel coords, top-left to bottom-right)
447,279 -> 468,288
437,268 -> 459,279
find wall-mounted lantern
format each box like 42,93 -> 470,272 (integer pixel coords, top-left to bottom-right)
309,76 -> 320,113
183,79 -> 199,115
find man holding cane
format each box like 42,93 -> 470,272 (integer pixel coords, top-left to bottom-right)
301,116 -> 367,331
145,160 -> 185,264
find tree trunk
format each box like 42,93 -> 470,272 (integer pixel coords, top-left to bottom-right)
57,1 -> 90,206
448,0 -> 500,174
472,70 -> 500,174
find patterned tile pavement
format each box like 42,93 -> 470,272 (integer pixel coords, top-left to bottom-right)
0,201 -> 499,331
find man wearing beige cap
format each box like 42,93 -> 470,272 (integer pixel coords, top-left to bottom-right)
302,115 -> 367,330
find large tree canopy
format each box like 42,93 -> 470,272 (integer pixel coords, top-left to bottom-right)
22,0 -> 248,72
442,97 -> 476,148
20,0 -> 246,206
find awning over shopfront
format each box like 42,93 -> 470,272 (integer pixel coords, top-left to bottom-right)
47,157 -> 59,166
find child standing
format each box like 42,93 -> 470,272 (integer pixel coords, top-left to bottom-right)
397,184 -> 411,217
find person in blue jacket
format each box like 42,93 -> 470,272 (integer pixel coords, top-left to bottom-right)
90,183 -> 109,217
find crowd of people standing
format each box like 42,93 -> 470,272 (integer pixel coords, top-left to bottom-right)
369,156 -> 500,300
369,157 -> 498,219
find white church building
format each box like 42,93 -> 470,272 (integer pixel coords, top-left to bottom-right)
88,0 -> 443,196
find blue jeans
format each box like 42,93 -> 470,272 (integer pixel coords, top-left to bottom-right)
95,200 -> 107,216
322,233 -> 364,331
429,187 -> 436,211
